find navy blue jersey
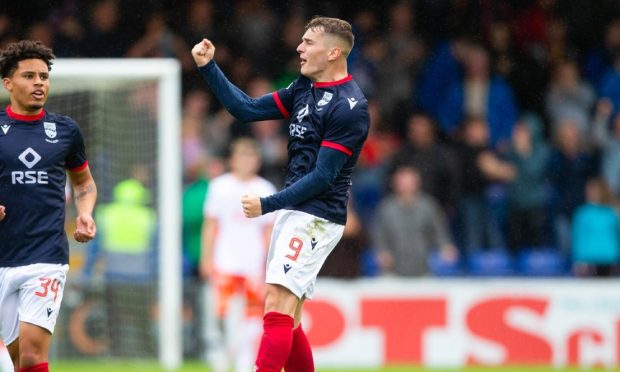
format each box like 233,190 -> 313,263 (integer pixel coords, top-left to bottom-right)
198,62 -> 369,225
0,106 -> 88,267
272,75 -> 369,224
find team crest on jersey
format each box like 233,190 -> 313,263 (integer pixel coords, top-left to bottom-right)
44,122 -> 59,143
317,92 -> 333,108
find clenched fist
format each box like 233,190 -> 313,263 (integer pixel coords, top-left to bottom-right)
0,205 -> 5,222
74,213 -> 96,243
191,38 -> 216,67
241,194 -> 262,218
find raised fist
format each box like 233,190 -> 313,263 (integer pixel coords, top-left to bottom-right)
191,38 -> 216,67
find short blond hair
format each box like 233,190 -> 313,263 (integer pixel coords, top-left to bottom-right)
305,16 -> 354,56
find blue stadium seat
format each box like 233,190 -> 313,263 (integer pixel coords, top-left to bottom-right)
516,247 -> 568,277
427,250 -> 463,277
360,249 -> 381,277
467,248 -> 515,276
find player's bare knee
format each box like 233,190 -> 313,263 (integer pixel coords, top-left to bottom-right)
264,284 -> 298,316
19,350 -> 46,368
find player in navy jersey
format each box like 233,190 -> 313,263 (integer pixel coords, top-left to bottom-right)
0,41 -> 97,372
192,16 -> 369,372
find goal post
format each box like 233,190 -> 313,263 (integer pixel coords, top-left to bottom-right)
40,59 -> 182,370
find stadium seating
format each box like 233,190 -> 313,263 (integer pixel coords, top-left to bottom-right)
427,250 -> 463,277
515,247 -> 569,277
466,248 -> 515,276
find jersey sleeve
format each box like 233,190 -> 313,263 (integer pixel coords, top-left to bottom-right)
321,99 -> 369,157
65,119 -> 88,172
198,61 -> 292,122
272,77 -> 308,120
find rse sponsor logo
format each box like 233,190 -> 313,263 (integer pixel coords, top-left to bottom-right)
12,147 -> 48,184
12,171 -> 49,184
289,123 -> 307,139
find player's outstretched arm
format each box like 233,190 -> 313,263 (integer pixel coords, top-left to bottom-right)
0,205 -> 5,221
69,166 -> 98,243
192,39 -> 283,123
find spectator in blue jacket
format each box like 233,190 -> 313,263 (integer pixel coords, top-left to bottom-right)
572,178 -> 620,277
438,44 -> 518,149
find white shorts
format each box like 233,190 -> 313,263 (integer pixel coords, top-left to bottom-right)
0,263 -> 68,345
265,210 -> 344,299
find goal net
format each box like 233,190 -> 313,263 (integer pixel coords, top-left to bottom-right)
0,59 -> 183,369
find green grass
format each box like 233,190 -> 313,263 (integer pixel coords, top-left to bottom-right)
51,361 -> 620,372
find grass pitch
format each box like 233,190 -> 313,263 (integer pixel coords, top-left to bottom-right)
51,361 -> 620,372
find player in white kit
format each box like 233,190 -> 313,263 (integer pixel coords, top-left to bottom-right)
200,138 -> 276,372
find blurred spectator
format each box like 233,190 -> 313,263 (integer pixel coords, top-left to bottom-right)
245,77 -> 288,188
183,167 -> 209,278
487,20 -> 547,116
415,36 -> 468,124
572,178 -> 620,277
181,89 -> 234,169
272,12 -> 306,89
591,99 -> 620,197
48,0 -> 84,57
374,1 -> 425,120
80,0 -> 128,57
126,10 -> 194,72
178,0 -> 216,48
545,59 -> 596,134
24,22 -> 55,51
598,49 -> 620,119
548,119 -> 598,253
438,44 -> 518,148
182,90 -> 209,180
353,99 -> 399,226
181,155 -> 224,358
373,165 -> 457,276
82,178 -> 158,358
182,155 -> 226,278
389,112 -> 460,215
226,0 -> 278,75
504,115 -> 552,253
584,18 -> 620,87
454,117 -> 514,252
319,204 -> 367,279
542,17 -> 579,69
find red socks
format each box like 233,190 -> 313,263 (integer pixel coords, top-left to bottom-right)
20,362 -> 49,372
254,312 -> 294,372
284,324 -> 314,372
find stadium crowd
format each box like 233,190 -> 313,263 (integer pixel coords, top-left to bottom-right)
4,0 -> 620,278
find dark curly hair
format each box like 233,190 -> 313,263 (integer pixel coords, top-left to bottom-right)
0,40 -> 55,78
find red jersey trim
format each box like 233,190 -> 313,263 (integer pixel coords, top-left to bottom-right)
272,92 -> 290,119
321,140 -> 353,156
314,75 -> 353,88
67,161 -> 89,172
6,105 -> 45,121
